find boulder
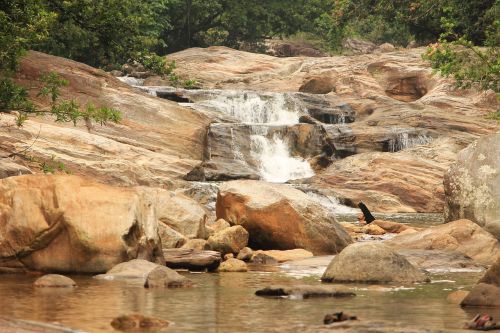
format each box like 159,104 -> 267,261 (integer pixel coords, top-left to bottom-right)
34,274 -> 76,288
398,249 -> 485,272
181,239 -> 208,251
385,219 -> 500,265
255,285 -> 355,299
163,248 -> 221,271
447,290 -> 469,304
377,43 -> 396,53
361,224 -> 386,235
461,258 -> 500,307
218,258 -> 248,272
111,314 -> 169,331
208,219 -> 231,233
94,259 -> 160,282
0,175 -> 165,273
216,180 -> 352,255
156,192 -> 207,239
444,134 -> 500,240
321,243 -> 428,283
236,247 -> 253,261
299,75 -> 335,94
158,223 -> 187,249
144,266 -> 193,288
251,253 -> 278,265
342,38 -> 377,54
373,220 -> 411,233
224,253 -> 234,260
207,225 -> 249,255
252,249 -> 313,263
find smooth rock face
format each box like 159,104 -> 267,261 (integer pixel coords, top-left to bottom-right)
207,225 -> 249,255
0,175 -> 165,273
144,266 -> 193,288
255,285 -> 355,298
158,223 -> 187,249
2,51 -> 210,188
94,259 -> 159,281
216,180 -> 352,255
385,219 -> 500,265
0,161 -> 32,179
461,258 -> 500,307
321,243 -> 427,283
444,134 -> 500,239
111,314 -> 169,331
34,274 -> 76,288
218,258 -> 248,272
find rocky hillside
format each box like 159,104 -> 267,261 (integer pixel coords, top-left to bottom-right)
1,47 -> 498,213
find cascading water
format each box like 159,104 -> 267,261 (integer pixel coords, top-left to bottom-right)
388,129 -> 433,152
197,91 -> 314,182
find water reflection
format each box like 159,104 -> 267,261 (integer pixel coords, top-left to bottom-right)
0,270 -> 488,333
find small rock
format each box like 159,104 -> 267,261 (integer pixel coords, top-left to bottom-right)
377,43 -> 395,53
181,239 -> 209,251
209,219 -> 230,233
144,266 -> 193,288
324,312 -> 358,324
256,285 -> 355,299
34,274 -> 76,288
224,253 -> 234,260
109,70 -> 123,77
251,253 -> 278,265
218,258 -> 248,272
111,314 -> 169,331
236,247 -> 253,261
447,290 -> 469,304
362,224 -> 386,235
207,225 -> 249,255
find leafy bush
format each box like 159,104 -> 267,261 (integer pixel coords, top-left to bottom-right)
0,72 -> 122,127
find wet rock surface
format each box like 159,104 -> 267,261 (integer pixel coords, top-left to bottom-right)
397,249 -> 485,272
144,266 -> 193,288
94,259 -> 160,282
218,258 -> 248,272
321,243 -> 428,283
216,180 -> 352,254
256,285 -> 355,298
34,274 -> 76,288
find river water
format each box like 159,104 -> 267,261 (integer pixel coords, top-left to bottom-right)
0,261 -> 492,333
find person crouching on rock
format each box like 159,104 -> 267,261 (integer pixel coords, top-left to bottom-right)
358,202 -> 375,225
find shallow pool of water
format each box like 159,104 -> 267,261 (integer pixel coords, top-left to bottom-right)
0,267 -> 493,333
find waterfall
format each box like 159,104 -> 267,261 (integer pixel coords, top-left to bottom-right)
388,129 -> 433,152
117,76 -> 144,87
199,91 -> 314,182
251,135 -> 314,183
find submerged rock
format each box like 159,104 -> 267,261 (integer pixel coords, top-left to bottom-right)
255,285 -> 355,299
385,219 -> 500,265
207,225 -> 249,255
94,259 -> 160,282
218,258 -> 248,272
163,248 -> 221,271
252,249 -> 314,263
462,258 -> 500,307
324,312 -> 358,324
34,274 -> 76,288
144,266 -> 193,288
321,243 -> 428,283
0,175 -> 165,273
216,180 -> 352,255
444,133 -> 500,240
111,314 -> 169,331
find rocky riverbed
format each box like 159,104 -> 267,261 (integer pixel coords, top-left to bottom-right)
0,45 -> 499,332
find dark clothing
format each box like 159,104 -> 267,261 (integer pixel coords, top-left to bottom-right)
358,202 -> 375,223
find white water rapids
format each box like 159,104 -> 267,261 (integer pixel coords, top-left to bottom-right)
199,91 -> 314,182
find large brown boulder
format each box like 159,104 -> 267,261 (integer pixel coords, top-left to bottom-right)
385,219 -> 500,265
321,242 -> 428,283
444,134 -> 500,239
461,258 -> 500,307
0,175 -> 171,273
216,180 -> 352,255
